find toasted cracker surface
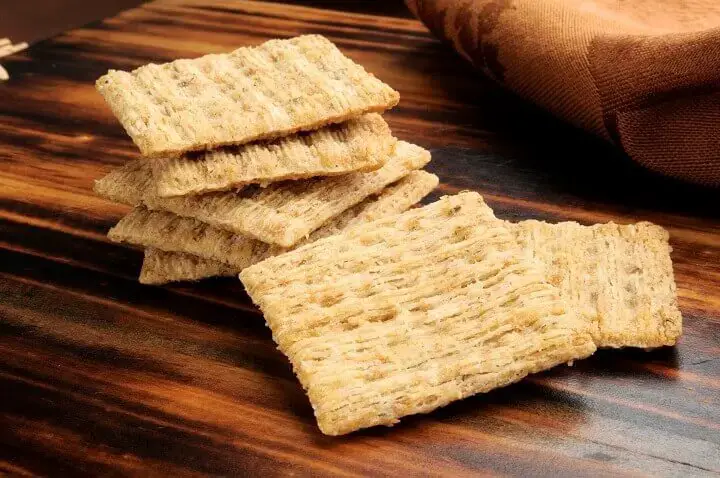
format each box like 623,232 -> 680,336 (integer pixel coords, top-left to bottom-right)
143,141 -> 429,247
509,220 -> 682,348
94,160 -> 153,206
139,249 -> 234,285
298,169 -> 439,243
240,192 -> 597,435
119,171 -> 438,283
153,114 -> 395,197
109,207 -> 260,270
96,35 -> 399,158
97,142 -> 429,246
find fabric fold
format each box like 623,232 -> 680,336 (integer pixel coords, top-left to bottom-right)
407,0 -> 720,185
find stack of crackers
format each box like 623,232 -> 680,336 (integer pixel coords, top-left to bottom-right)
95,35 -> 682,437
94,35 -> 439,284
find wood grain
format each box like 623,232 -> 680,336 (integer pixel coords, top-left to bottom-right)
1,0 -> 719,475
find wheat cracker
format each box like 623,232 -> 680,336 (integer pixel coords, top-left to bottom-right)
146,141 -> 429,246
119,171 -> 439,283
240,192 -> 597,435
153,113 -> 395,197
508,220 -> 682,348
96,35 -> 399,158
94,159 -> 153,206
97,141 -> 429,247
139,249 -> 235,285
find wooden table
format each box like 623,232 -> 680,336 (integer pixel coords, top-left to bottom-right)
2,1 -> 719,475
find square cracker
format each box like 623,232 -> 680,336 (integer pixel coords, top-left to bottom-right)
96,35 -> 399,158
239,192 -> 597,435
122,171 -> 439,283
94,159 -> 152,207
140,249 -> 236,285
98,141 -> 430,247
152,113 -> 395,197
508,220 -> 682,348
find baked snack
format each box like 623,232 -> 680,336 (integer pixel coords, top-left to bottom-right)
240,192 -> 597,435
509,220 -> 682,348
96,35 -> 399,158
97,141 -> 430,247
140,249 -> 236,284
119,171 -> 439,283
152,114 -> 395,197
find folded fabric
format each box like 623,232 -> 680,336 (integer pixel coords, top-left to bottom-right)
407,0 -> 720,186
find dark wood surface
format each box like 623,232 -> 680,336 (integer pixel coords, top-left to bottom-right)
1,0 -> 719,476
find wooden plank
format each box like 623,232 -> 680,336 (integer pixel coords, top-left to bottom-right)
0,0 -> 718,475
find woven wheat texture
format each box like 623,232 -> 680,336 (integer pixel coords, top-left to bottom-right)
122,171 -> 439,283
97,35 -> 400,158
241,192 -> 597,435
509,220 -> 682,348
152,113 -> 395,197
93,159 -> 153,207
140,249 -> 237,284
97,141 -> 429,247
142,141 -> 430,247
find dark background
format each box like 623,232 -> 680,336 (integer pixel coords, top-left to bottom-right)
0,0 -> 413,44
0,0 -> 145,43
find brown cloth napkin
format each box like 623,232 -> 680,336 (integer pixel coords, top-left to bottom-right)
407,0 -> 720,186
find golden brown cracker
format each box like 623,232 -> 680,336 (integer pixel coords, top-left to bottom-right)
139,249 -> 235,285
118,171 -> 439,283
140,141 -> 429,247
240,192 -> 596,435
153,114 -> 395,197
509,220 -> 682,348
96,35 -> 399,158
